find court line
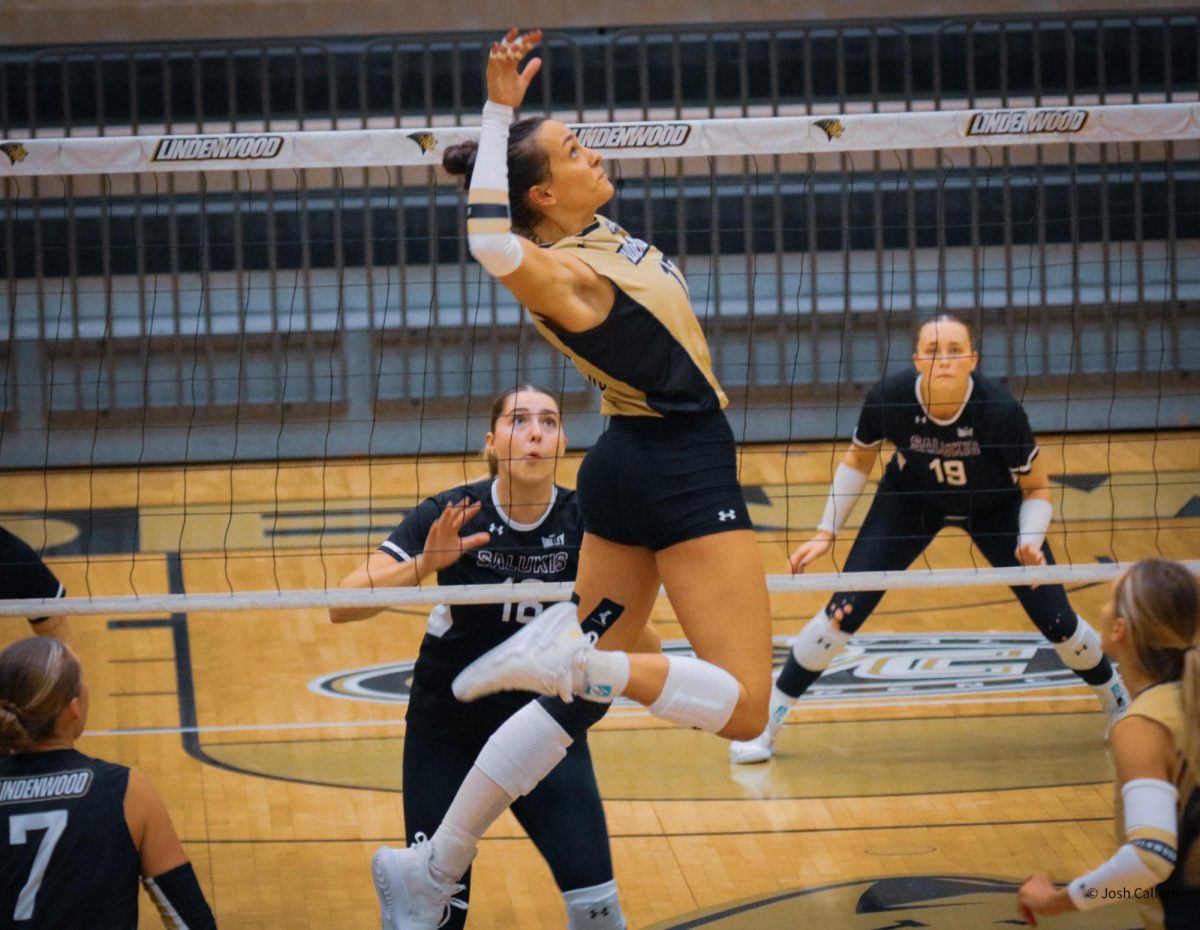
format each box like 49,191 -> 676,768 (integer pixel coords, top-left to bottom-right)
83,690 -> 1101,738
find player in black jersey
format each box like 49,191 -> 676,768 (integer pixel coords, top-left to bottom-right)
0,636 -> 216,929
729,315 -> 1131,764
335,386 -> 639,930
1,527 -> 71,643
371,29 -> 773,930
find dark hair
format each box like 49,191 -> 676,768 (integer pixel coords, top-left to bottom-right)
485,383 -> 559,477
0,637 -> 82,754
914,313 -> 974,351
443,117 -> 550,236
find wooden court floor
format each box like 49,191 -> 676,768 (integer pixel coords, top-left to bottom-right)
1,430 -> 1197,929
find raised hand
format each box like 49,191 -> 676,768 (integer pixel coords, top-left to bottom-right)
419,500 -> 491,575
487,28 -> 544,109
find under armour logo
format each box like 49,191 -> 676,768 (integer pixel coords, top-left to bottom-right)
489,523 -> 505,536
589,906 -> 610,919
718,510 -> 736,522
915,415 -> 927,424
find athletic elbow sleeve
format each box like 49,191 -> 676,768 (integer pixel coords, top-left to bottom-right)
1017,497 -> 1053,551
816,463 -> 869,536
1067,778 -> 1179,909
466,101 -> 525,278
143,862 -> 217,929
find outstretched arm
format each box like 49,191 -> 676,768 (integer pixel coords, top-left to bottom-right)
1015,456 -> 1053,575
789,445 -> 877,573
465,29 -> 613,331
1017,715 -> 1176,925
330,500 -> 490,624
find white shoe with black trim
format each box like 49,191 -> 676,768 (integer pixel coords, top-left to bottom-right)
372,834 -> 468,930
728,728 -> 776,765
452,601 -> 591,703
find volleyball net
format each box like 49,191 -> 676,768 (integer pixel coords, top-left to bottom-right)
1,101 -> 1197,617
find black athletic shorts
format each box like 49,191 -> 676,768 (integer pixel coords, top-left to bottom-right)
576,411 -> 753,551
0,527 -> 63,621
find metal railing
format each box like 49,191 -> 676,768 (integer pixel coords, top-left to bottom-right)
2,12 -> 1197,467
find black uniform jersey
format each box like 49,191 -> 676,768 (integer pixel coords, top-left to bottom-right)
1,527 -> 64,620
0,749 -> 140,929
380,478 -> 582,742
853,370 -> 1038,515
531,216 -> 727,418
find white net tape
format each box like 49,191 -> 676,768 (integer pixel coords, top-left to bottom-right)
3,561 -> 1198,617
3,103 -> 1198,176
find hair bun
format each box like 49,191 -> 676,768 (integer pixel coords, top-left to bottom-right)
442,141 -> 479,182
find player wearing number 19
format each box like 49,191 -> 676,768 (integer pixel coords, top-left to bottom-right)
0,636 -> 217,929
730,314 -> 1131,764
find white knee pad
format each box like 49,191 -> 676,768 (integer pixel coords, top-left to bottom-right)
564,880 -> 625,930
647,655 -> 740,733
474,701 -> 573,799
1053,615 -> 1105,672
791,608 -> 852,672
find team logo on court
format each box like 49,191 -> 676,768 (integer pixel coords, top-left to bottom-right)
815,118 -> 845,141
967,108 -> 1088,136
406,132 -> 437,154
310,632 -> 1083,705
1,142 -> 28,165
571,123 -> 691,149
153,134 -> 284,161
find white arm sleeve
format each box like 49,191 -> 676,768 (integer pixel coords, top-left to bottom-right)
1067,778 -> 1179,910
466,101 -> 526,278
1017,497 -> 1053,551
816,463 -> 870,536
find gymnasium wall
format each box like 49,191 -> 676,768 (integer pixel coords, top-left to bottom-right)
2,0 -> 1195,46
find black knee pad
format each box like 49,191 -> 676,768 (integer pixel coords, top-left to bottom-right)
538,696 -> 609,740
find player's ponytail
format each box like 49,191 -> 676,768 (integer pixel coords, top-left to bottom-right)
0,637 -> 82,754
1115,559 -> 1200,775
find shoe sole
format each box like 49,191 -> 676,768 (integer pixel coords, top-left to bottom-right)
729,746 -> 774,765
372,848 -> 401,930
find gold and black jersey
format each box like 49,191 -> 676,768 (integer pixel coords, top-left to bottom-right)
531,216 -> 727,418
1115,682 -> 1200,930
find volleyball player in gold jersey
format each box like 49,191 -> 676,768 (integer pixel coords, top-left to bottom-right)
369,29 -> 773,930
1018,559 -> 1199,930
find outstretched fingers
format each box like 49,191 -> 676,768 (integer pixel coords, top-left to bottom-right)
487,29 -> 544,106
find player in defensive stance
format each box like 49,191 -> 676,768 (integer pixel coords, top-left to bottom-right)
730,314 -> 1130,764
1018,558 -> 1199,929
333,386 -> 633,930
1,526 -> 71,644
369,28 -> 773,930
0,636 -> 217,928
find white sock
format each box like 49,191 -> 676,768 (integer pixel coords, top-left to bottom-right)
762,684 -> 794,740
580,649 -> 630,703
430,768 -> 511,881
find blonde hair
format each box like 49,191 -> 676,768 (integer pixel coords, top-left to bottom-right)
1114,558 -> 1200,777
0,637 -> 82,754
